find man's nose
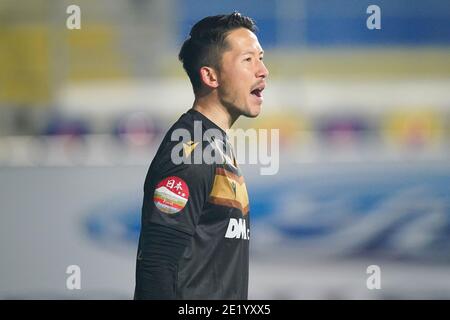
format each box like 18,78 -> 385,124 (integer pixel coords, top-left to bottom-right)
257,61 -> 269,79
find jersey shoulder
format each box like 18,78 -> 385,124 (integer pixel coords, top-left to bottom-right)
144,110 -> 218,191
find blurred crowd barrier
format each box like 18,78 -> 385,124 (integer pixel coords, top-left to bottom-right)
1,78 -> 449,166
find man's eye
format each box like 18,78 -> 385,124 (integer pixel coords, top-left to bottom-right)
260,56 -> 264,61
245,57 -> 251,62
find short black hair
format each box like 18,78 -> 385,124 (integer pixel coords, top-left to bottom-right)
178,12 -> 257,94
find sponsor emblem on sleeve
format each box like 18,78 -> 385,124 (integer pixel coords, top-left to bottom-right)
153,176 -> 189,214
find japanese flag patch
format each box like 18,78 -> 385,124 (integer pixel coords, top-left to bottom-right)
153,176 -> 190,214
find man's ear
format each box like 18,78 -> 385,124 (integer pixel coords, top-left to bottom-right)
199,66 -> 219,89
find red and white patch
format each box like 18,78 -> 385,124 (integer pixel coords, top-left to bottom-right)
153,176 -> 190,214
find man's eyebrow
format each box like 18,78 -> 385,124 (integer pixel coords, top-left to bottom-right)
241,50 -> 264,56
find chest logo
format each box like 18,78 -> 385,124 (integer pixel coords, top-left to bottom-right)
183,140 -> 199,157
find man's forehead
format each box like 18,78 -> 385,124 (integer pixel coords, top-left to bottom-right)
225,28 -> 262,54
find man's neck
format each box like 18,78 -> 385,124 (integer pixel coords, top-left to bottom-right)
192,96 -> 238,131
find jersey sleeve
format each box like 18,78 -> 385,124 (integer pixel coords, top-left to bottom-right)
142,138 -> 215,235
134,222 -> 191,300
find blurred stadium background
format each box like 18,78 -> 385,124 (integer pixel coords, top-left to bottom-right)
1,0 -> 450,299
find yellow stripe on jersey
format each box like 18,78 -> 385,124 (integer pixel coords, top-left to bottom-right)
209,168 -> 249,215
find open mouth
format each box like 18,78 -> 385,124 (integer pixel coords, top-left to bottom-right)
251,88 -> 263,98
250,84 -> 265,98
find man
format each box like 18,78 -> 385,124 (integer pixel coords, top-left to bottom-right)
134,12 -> 269,300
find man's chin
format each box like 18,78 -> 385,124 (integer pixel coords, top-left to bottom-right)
248,107 -> 261,118
245,105 -> 262,118
245,112 -> 260,118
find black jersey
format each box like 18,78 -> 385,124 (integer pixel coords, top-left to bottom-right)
135,108 -> 250,299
